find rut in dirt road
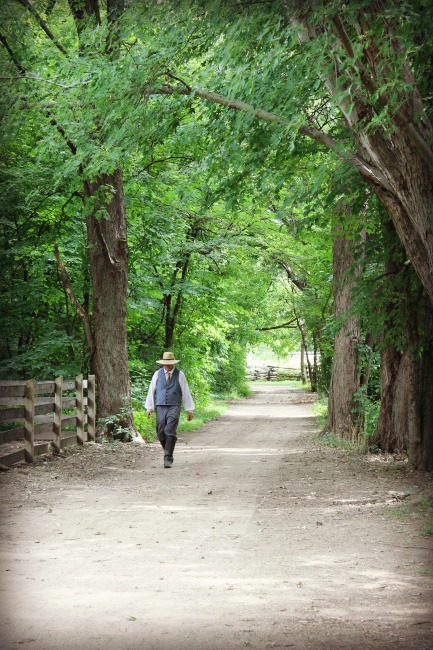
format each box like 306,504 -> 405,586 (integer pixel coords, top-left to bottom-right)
0,385 -> 432,650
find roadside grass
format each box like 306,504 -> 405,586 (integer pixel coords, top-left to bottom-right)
309,395 -> 359,450
311,394 -> 382,454
251,379 -> 310,389
312,394 -> 328,430
134,399 -> 230,442
391,495 -> 433,537
414,565 -> 433,574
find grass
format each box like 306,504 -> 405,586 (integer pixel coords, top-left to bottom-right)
252,379 -> 310,389
311,395 -> 328,430
134,399 -> 230,442
391,496 -> 433,536
318,431 -> 360,450
414,565 -> 433,574
420,524 -> 433,536
178,400 -> 229,433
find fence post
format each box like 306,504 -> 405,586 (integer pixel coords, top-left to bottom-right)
87,374 -> 96,442
24,379 -> 35,463
53,376 -> 62,454
75,374 -> 85,445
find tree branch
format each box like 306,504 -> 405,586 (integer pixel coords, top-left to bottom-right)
139,155 -> 194,174
94,218 -> 116,266
277,259 -> 307,291
331,15 -> 433,172
54,244 -> 94,355
151,83 -> 393,191
0,30 -> 77,155
0,32 -> 25,74
15,0 -> 68,55
258,318 -> 298,331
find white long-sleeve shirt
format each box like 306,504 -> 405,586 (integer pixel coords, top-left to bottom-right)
144,368 -> 195,412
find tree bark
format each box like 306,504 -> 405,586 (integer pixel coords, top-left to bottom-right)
300,331 -> 306,384
84,170 -> 129,420
326,234 -> 361,442
66,1 -> 141,440
375,295 -> 433,470
84,169 -> 141,440
409,333 -> 433,471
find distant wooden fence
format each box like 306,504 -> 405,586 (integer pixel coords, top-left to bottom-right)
0,375 -> 96,467
247,365 -> 302,381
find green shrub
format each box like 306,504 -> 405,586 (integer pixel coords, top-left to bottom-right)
133,409 -> 156,442
133,400 -> 229,440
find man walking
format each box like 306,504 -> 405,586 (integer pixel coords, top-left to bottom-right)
145,351 -> 195,468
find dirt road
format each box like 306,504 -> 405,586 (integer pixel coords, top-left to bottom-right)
1,385 -> 432,650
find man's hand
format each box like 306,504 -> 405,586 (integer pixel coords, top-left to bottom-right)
147,409 -> 153,419
187,411 -> 193,422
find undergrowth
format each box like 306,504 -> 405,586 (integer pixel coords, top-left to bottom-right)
391,496 -> 433,537
134,400 -> 229,442
311,394 -> 379,453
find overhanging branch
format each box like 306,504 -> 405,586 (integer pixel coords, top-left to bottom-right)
15,0 -> 68,55
152,83 -> 392,191
258,318 -> 298,331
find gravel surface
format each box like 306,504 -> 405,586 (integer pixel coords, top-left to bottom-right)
1,384 -> 432,650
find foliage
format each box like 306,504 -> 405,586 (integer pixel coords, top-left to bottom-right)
97,406 -> 134,442
134,400 -> 229,441
1,0 -> 431,462
353,385 -> 380,442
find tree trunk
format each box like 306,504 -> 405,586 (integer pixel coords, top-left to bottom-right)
84,169 -> 140,440
300,335 -> 306,384
375,296 -> 433,470
326,234 -> 361,441
375,343 -> 408,455
409,338 -> 433,471
163,256 -> 190,350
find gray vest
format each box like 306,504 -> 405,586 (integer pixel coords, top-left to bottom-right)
155,367 -> 182,406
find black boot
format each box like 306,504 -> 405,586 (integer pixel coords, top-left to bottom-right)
164,436 -> 176,468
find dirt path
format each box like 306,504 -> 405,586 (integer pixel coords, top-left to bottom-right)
1,385 -> 432,650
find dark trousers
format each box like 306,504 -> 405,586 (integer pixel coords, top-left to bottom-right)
156,405 -> 180,459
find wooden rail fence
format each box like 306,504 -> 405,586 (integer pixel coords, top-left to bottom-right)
0,375 -> 96,468
247,365 -> 302,381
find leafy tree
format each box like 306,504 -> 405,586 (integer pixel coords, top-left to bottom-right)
143,0 -> 433,468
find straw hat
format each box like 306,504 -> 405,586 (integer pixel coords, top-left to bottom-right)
156,351 -> 180,365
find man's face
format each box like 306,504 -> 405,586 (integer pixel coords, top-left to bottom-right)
163,364 -> 175,372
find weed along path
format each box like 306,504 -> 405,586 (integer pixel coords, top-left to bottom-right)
1,385 -> 432,650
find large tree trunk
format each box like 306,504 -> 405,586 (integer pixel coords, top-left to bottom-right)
84,169 -> 140,439
67,1 -> 142,440
375,344 -> 409,455
409,337 -> 433,471
373,221 -> 433,470
375,295 -> 433,470
326,234 -> 361,441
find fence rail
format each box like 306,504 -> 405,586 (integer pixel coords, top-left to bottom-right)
247,365 -> 302,381
0,375 -> 96,467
